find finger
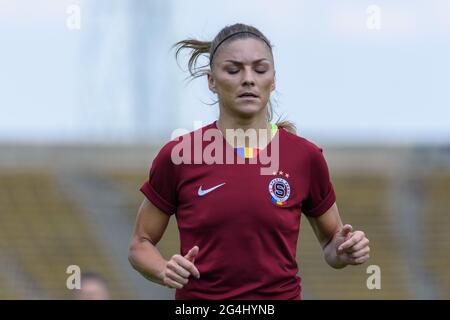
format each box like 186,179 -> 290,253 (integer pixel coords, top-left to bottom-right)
339,224 -> 353,237
173,255 -> 200,279
350,247 -> 370,259
184,246 -> 199,263
164,277 -> 184,289
167,259 -> 190,278
338,232 -> 365,252
348,238 -> 370,252
353,254 -> 370,265
166,269 -> 189,285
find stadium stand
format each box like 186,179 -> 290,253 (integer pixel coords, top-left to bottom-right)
0,170 -> 132,299
422,171 -> 450,299
299,174 -> 411,299
0,145 -> 449,299
102,171 -> 181,261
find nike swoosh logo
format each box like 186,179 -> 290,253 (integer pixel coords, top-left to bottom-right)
198,183 -> 226,196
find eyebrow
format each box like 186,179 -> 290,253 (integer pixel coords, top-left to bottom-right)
223,59 -> 270,65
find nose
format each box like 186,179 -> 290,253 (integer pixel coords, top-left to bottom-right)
241,67 -> 255,87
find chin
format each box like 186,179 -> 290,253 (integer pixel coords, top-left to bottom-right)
234,103 -> 264,118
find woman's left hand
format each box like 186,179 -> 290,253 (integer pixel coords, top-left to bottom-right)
334,224 -> 370,266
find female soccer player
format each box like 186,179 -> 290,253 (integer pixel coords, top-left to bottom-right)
128,23 -> 370,300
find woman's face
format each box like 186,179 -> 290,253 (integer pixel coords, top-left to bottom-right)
208,38 -> 276,119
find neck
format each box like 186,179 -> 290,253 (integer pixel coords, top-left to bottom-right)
217,114 -> 273,149
217,116 -> 268,131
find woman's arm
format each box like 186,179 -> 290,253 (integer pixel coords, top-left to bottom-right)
128,198 -> 200,288
306,202 -> 370,269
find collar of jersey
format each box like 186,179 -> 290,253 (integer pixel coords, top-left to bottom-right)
214,122 -> 278,159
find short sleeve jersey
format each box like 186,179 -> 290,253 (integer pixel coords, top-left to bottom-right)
140,121 -> 336,300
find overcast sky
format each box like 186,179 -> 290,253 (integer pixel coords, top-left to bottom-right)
0,0 -> 449,144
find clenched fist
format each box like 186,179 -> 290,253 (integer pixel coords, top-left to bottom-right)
334,224 -> 370,265
161,246 -> 200,289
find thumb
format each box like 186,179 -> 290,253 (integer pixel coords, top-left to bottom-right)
339,224 -> 353,237
184,246 -> 199,262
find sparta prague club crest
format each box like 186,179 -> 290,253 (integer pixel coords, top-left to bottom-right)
268,174 -> 291,206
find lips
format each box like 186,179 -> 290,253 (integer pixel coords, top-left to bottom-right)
238,92 -> 259,98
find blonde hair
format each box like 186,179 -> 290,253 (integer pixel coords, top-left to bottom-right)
172,23 -> 297,134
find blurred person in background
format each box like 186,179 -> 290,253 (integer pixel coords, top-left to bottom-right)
74,272 -> 110,300
128,23 -> 370,300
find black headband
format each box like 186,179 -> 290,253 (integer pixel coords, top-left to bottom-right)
209,31 -> 272,67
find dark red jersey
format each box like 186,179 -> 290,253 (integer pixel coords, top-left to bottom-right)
140,121 -> 336,299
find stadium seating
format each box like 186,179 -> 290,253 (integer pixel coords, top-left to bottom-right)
298,174 -> 411,299
422,171 -> 450,299
0,171 -> 133,299
102,171 -> 180,260
1,156 -> 449,299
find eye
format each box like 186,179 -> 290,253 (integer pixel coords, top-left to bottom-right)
255,64 -> 269,74
227,69 -> 239,74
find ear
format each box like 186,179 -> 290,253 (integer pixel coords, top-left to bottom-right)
207,71 -> 216,93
